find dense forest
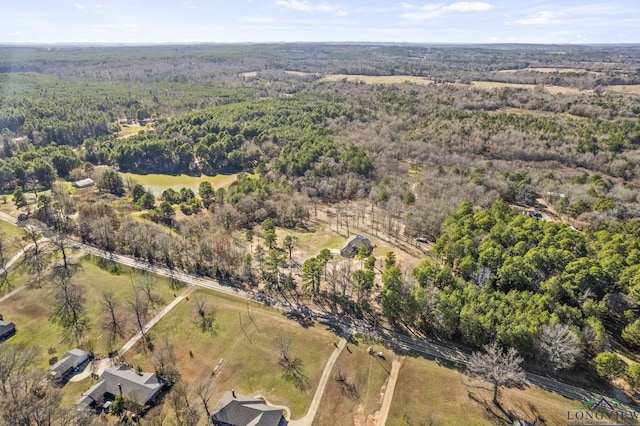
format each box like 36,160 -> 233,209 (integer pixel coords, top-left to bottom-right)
3,43 -> 640,413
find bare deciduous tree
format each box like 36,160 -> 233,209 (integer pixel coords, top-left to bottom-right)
536,323 -> 581,371
193,295 -> 216,334
51,267 -> 90,344
100,291 -> 125,347
467,342 -> 525,404
0,343 -> 38,396
193,376 -> 215,420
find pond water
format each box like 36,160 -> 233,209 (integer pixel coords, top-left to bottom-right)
118,173 -> 239,197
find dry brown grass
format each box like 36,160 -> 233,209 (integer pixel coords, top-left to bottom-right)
608,85 -> 640,95
321,74 -> 435,86
314,341 -> 392,426
389,356 -> 579,426
123,288 -> 336,421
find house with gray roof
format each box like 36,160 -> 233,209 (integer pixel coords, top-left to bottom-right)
339,234 -> 373,258
212,391 -> 287,426
72,178 -> 95,189
76,364 -> 164,409
49,348 -> 88,382
0,319 -> 16,342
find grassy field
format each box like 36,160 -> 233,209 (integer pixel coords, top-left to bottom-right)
117,124 -> 147,138
0,218 -> 23,258
389,356 -> 578,426
608,85 -> 640,95
0,254 -> 177,368
123,288 -> 337,420
321,74 -> 435,86
119,172 -> 241,197
314,339 -> 392,426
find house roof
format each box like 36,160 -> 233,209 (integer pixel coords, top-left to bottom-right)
73,178 -> 95,188
340,234 -> 369,249
212,391 -> 284,426
49,349 -> 88,376
0,320 -> 16,338
76,364 -> 163,407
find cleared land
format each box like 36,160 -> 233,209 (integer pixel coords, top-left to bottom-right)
0,254 -> 176,368
321,74 -> 435,86
313,340 -> 392,426
117,124 -> 148,138
122,288 -> 336,421
608,85 -> 640,95
118,172 -> 240,197
388,356 -> 578,426
0,218 -> 23,258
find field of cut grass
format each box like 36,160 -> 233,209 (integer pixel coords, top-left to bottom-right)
119,172 -> 241,197
314,339 -> 392,426
0,254 -> 177,368
389,356 -> 578,426
123,288 -> 337,420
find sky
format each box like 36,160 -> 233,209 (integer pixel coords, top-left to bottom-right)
1,0 -> 639,44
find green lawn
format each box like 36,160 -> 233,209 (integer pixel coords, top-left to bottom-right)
118,172 -> 241,197
124,288 -> 337,420
389,355 -> 578,426
0,254 -> 177,369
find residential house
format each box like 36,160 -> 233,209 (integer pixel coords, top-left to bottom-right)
339,234 -> 373,258
0,319 -> 16,342
212,391 -> 287,426
49,349 -> 89,382
76,364 -> 164,410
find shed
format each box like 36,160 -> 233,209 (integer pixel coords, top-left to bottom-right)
73,178 -> 95,189
339,234 -> 373,258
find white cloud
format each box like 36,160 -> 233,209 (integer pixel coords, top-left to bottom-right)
276,0 -> 347,16
92,23 -> 139,33
401,1 -> 493,20
401,2 -> 417,9
442,2 -> 493,13
75,3 -> 84,10
514,11 -> 564,25
94,4 -> 102,8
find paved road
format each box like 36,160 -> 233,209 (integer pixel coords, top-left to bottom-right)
0,212 -> 609,406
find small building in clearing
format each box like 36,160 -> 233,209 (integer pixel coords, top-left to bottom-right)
73,178 -> 95,189
340,234 -> 374,258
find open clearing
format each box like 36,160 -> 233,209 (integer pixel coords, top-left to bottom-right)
313,339 -> 392,426
118,172 -> 241,197
0,218 -> 23,258
0,254 -> 176,368
122,288 -> 336,421
608,85 -> 640,95
388,356 -> 578,425
321,74 -> 435,86
117,124 -> 148,138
